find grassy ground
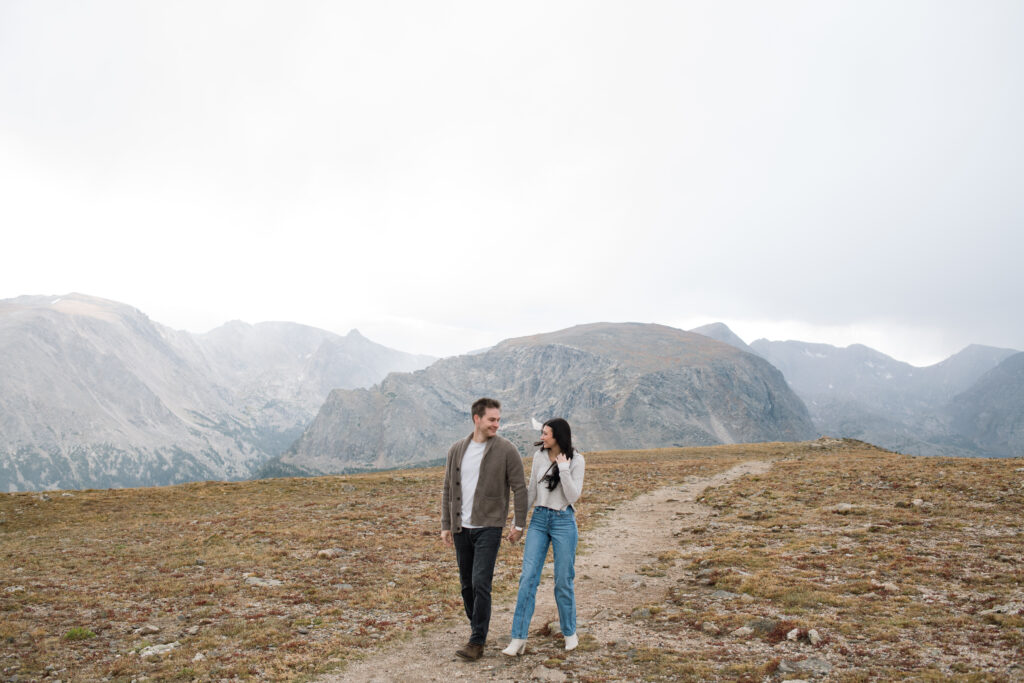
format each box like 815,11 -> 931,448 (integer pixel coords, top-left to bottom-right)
1,440 -> 1021,681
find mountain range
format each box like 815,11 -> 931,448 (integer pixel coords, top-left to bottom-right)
0,294 -> 432,491
734,334 -> 1020,458
2,293 -> 1021,491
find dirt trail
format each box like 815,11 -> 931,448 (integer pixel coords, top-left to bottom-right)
317,460 -> 773,682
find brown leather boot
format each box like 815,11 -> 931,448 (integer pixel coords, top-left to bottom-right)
455,642 -> 484,661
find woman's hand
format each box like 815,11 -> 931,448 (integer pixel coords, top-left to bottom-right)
555,452 -> 569,466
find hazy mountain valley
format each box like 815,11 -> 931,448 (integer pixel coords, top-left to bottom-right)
1,293 -> 1021,492
0,294 -> 433,491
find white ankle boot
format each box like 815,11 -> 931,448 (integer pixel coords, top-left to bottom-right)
564,633 -> 578,651
502,638 -> 527,656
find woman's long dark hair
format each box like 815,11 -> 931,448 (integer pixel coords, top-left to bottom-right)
534,418 -> 574,491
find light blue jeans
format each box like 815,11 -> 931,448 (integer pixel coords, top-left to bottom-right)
510,505 -> 578,639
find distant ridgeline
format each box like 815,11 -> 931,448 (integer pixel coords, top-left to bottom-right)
267,322 -> 817,475
745,339 -> 1023,459
2,294 -> 1020,492
0,294 -> 434,492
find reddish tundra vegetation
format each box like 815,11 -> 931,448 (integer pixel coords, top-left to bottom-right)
1,439 -> 1021,681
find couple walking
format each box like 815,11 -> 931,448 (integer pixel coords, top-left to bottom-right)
440,398 -> 586,661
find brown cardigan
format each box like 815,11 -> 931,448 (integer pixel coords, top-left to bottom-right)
441,434 -> 527,533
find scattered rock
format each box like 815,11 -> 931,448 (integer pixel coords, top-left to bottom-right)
137,625 -> 160,635
530,664 -> 567,681
980,602 -> 1024,616
192,653 -> 206,662
695,568 -> 717,585
245,576 -> 282,588
744,618 -> 777,635
138,642 -> 179,658
701,621 -> 721,635
731,626 -> 754,638
710,590 -> 739,600
787,628 -> 800,641
808,628 -> 823,645
826,503 -> 857,514
547,620 -> 563,636
317,548 -> 342,560
778,656 -> 832,676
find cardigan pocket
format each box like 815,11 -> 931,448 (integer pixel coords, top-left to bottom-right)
474,494 -> 508,526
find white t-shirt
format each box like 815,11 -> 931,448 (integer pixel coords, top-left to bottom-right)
460,439 -> 487,528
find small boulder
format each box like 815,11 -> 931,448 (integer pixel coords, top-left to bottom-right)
139,642 -> 179,658
701,621 -> 721,635
744,618 -> 777,636
530,664 -> 567,681
245,576 -> 283,588
778,657 -> 832,676
980,602 -> 1024,616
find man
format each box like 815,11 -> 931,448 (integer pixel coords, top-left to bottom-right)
441,397 -> 528,661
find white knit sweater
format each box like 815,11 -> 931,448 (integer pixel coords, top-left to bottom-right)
526,449 -> 585,512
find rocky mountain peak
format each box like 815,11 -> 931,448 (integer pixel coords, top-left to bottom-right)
689,322 -> 753,354
274,322 -> 816,474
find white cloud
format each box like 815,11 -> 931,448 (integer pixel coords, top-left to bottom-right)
2,1 -> 1022,365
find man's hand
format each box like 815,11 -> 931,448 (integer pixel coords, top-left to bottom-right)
506,527 -> 523,543
440,529 -> 453,546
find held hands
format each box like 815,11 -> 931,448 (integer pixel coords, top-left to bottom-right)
506,527 -> 523,543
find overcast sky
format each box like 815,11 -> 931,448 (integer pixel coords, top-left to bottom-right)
2,2 -> 1022,366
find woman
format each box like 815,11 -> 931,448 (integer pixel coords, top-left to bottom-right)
502,417 -> 585,656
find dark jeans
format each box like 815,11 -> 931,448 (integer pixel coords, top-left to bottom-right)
452,526 -> 502,645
